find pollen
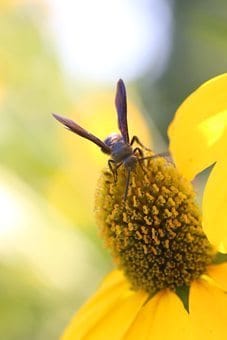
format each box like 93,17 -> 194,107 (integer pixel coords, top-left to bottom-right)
95,153 -> 215,294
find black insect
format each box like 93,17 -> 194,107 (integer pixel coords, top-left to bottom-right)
53,79 -> 153,199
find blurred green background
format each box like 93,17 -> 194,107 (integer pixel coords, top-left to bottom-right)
1,1 -> 227,339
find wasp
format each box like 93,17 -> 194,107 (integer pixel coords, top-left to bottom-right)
53,79 -> 164,199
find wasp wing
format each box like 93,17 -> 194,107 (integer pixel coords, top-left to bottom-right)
52,113 -> 111,154
115,79 -> 129,143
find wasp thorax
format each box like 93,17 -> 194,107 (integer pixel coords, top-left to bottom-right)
103,133 -> 122,148
104,133 -> 133,164
95,152 -> 215,294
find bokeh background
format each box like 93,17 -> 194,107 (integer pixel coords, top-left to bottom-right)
1,1 -> 227,338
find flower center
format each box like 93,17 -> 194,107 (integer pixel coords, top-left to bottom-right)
95,153 -> 215,294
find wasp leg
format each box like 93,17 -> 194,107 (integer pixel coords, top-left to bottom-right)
133,147 -> 147,172
133,147 -> 144,158
138,152 -> 173,164
130,135 -> 151,151
108,160 -> 123,182
124,169 -> 131,201
108,159 -> 117,182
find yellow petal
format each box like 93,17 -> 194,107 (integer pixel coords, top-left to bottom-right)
62,270 -> 148,340
98,269 -> 128,290
125,290 -> 190,340
202,157 -> 227,250
190,279 -> 227,340
168,74 -> 227,180
84,291 -> 147,340
207,263 -> 227,291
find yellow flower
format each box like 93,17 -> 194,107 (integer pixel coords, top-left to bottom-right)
62,74 -> 227,339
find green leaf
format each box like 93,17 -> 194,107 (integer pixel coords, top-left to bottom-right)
175,285 -> 190,313
212,252 -> 227,264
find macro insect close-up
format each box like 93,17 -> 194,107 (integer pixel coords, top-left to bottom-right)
2,2 -> 227,339
53,79 -> 162,200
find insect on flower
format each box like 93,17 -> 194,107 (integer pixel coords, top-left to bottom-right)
53,79 -> 163,199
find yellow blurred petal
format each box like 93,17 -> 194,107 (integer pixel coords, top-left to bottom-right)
48,170 -> 96,228
190,279 -> 227,340
0,0 -> 43,10
207,263 -> 227,291
202,157 -> 227,250
125,290 -> 190,340
62,270 -> 148,340
168,74 -> 227,179
0,0 -> 21,8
